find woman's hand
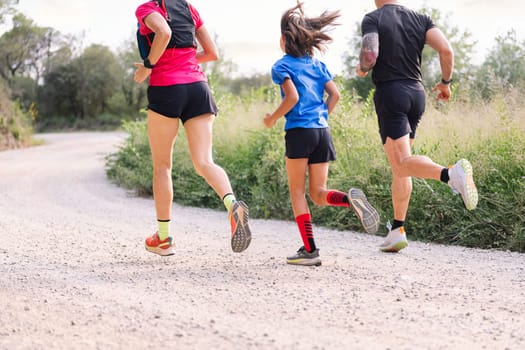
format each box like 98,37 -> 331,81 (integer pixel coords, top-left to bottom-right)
134,62 -> 151,84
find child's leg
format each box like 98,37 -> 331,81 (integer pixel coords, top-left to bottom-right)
286,157 -> 317,252
307,162 -> 349,207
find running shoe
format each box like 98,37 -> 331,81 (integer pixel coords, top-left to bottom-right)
229,201 -> 251,253
348,188 -> 381,234
286,246 -> 322,266
379,224 -> 408,253
448,159 -> 478,210
145,232 -> 174,256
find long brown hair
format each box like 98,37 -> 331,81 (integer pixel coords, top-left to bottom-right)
280,2 -> 340,57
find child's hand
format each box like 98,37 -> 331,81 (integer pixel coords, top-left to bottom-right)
263,113 -> 276,128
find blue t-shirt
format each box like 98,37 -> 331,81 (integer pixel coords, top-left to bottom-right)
271,55 -> 333,130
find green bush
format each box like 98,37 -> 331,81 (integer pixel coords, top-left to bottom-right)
105,87 -> 525,252
0,81 -> 33,150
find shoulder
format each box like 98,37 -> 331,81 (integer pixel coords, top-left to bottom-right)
311,58 -> 333,81
187,3 -> 204,28
361,10 -> 379,32
135,1 -> 161,20
271,56 -> 295,84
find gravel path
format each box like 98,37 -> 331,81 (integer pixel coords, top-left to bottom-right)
0,132 -> 524,350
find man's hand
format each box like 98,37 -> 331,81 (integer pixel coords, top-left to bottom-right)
432,82 -> 451,101
355,64 -> 368,78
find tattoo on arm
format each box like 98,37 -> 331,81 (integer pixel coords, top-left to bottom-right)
359,33 -> 379,72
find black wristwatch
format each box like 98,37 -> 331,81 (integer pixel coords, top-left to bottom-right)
143,57 -> 155,69
441,78 -> 452,85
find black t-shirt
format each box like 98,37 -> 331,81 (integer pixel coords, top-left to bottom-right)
361,4 -> 435,84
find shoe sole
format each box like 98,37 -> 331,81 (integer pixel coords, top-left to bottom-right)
286,258 -> 322,266
145,245 -> 175,256
231,201 -> 252,253
457,159 -> 478,210
348,188 -> 380,234
380,240 -> 408,253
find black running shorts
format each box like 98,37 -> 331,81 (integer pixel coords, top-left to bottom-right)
147,81 -> 218,124
373,80 -> 426,144
285,127 -> 336,164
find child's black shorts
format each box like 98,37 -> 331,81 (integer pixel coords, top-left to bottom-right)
285,127 -> 336,164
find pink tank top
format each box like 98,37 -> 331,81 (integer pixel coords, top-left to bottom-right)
135,1 -> 207,86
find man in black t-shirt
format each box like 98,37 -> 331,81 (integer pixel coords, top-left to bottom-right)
356,0 -> 478,253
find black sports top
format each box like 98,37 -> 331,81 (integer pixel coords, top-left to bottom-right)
361,4 -> 435,84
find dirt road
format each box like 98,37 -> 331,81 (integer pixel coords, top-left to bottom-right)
0,132 -> 524,350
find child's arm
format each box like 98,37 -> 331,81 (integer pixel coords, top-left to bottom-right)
324,80 -> 340,115
264,78 -> 299,128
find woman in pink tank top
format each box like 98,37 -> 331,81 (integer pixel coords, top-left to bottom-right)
133,0 -> 252,256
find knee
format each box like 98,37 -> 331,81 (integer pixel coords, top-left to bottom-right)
152,161 -> 172,177
390,156 -> 410,177
192,159 -> 214,177
309,189 -> 325,206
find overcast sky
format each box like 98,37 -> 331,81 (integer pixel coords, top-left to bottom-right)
11,0 -> 525,76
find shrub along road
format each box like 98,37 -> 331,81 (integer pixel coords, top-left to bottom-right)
0,132 -> 524,350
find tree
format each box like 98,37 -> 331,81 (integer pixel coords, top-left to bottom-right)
0,13 -> 72,91
474,30 -> 525,99
39,44 -> 120,121
0,0 -> 17,24
115,36 -> 148,115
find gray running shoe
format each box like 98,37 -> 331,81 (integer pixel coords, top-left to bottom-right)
448,159 -> 478,210
379,223 -> 408,253
229,201 -> 252,253
348,188 -> 380,234
286,246 -> 322,266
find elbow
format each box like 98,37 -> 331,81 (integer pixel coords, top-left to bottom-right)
290,92 -> 299,105
157,28 -> 172,45
441,45 -> 454,62
209,50 -> 219,61
360,50 -> 378,71
332,90 -> 341,103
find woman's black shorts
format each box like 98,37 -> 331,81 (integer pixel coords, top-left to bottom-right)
147,81 -> 218,124
285,127 -> 336,164
373,80 -> 426,144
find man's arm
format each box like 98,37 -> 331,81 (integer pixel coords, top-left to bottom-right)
356,32 -> 379,77
426,27 -> 454,82
426,27 -> 454,100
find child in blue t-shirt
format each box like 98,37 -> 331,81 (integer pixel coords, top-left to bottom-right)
263,3 -> 380,266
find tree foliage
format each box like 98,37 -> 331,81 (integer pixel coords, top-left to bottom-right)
474,30 -> 525,99
39,44 -> 120,121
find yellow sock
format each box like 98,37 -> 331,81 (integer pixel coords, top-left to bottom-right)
222,193 -> 236,212
157,220 -> 170,240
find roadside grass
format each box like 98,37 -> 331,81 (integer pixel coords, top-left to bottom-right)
106,86 -> 525,252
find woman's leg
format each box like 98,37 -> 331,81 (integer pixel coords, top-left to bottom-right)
144,110 -> 179,256
147,110 -> 180,221
185,113 -> 251,252
184,114 -> 233,197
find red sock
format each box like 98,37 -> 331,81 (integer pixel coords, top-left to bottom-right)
326,191 -> 350,208
296,213 -> 316,252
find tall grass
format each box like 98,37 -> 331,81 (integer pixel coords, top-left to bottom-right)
106,86 -> 525,252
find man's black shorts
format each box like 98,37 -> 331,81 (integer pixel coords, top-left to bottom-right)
373,80 -> 426,144
285,127 -> 336,164
147,81 -> 218,124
